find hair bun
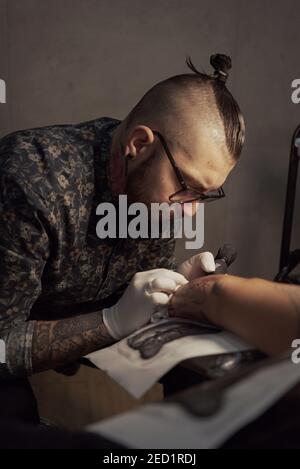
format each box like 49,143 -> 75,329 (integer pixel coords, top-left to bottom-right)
210,54 -> 232,83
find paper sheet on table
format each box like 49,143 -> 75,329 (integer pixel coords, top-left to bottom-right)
88,357 -> 300,449
86,319 -> 253,398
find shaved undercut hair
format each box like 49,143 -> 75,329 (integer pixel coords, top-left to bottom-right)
123,54 -> 245,160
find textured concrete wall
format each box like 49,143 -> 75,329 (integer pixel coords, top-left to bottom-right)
0,0 -> 299,279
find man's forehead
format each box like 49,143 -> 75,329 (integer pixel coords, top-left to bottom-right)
182,164 -> 232,192
176,117 -> 229,158
176,126 -> 234,190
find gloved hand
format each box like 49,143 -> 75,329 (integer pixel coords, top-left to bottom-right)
177,251 -> 215,281
102,268 -> 188,340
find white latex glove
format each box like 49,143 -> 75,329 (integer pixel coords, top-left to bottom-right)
177,251 -> 215,281
102,268 -> 188,340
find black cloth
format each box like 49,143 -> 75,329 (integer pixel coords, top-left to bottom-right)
0,420 -> 123,449
222,383 -> 300,448
0,378 -> 39,424
1,377 -> 300,448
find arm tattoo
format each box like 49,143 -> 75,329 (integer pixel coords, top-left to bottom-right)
32,311 -> 114,373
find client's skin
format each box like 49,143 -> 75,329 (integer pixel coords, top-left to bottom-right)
168,275 -> 300,356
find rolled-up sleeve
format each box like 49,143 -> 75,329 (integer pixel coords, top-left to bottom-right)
0,174 -> 49,379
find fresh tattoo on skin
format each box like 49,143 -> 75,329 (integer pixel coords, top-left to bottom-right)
32,311 -> 114,373
168,275 -> 221,322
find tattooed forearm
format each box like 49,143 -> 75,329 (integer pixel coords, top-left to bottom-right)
32,311 -> 114,373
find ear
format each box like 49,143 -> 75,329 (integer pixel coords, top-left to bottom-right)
124,126 -> 155,159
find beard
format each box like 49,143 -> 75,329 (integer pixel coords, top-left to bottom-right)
124,157 -> 184,239
125,156 -> 157,207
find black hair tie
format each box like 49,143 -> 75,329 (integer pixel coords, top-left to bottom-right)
210,54 -> 232,84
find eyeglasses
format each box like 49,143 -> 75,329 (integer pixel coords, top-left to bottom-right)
152,130 -> 225,204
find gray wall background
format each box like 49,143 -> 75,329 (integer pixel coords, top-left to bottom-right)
0,0 -> 299,279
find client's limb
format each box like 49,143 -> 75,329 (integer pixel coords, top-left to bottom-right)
169,275 -> 300,356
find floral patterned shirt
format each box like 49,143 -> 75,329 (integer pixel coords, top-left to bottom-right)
0,117 -> 176,379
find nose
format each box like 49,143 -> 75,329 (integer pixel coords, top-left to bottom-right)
182,201 -> 200,217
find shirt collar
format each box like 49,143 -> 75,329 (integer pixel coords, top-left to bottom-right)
94,117 -> 121,206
